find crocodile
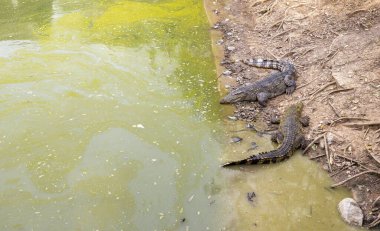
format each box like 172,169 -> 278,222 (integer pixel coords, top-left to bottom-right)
222,102 -> 309,167
220,59 -> 296,106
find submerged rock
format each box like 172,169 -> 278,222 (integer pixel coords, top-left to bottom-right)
338,198 -> 363,226
230,136 -> 242,143
247,191 -> 256,202
247,142 -> 258,151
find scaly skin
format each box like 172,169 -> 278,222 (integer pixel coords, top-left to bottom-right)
220,59 -> 296,106
222,102 -> 309,167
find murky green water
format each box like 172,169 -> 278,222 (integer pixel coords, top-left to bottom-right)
0,0 -> 362,230
0,0 -> 224,230
220,121 -> 362,231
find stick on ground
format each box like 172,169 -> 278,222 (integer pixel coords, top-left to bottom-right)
331,170 -> 380,188
344,121 -> 380,127
330,117 -> 369,125
365,144 -> 380,165
324,134 -> 332,172
307,81 -> 336,104
303,134 -> 325,154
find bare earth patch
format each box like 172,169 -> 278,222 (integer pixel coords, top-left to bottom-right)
206,0 -> 380,228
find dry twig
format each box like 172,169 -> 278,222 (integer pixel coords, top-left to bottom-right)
372,196 -> 380,208
365,144 -> 380,165
265,48 -> 280,60
297,78 -> 317,90
324,134 -> 332,172
309,154 -> 325,160
275,3 -> 310,31
330,165 -> 352,177
303,134 -> 325,154
321,88 -> 354,101
344,121 -> 380,127
331,170 -> 380,188
328,101 -> 340,117
271,28 -> 294,39
347,9 -> 368,17
326,88 -> 354,96
307,81 -> 336,103
363,127 -> 370,139
322,49 -> 340,68
368,214 -> 380,228
335,154 -> 374,172
309,81 -> 336,96
330,117 -> 369,126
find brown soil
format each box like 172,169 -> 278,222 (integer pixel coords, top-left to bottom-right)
205,0 -> 380,228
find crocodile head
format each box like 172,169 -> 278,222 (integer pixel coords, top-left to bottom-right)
285,101 -> 304,116
295,101 -> 303,113
220,89 -> 246,104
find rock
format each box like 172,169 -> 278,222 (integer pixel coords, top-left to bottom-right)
338,198 -> 363,227
227,46 -> 235,51
227,116 -> 238,121
230,136 -> 243,143
326,132 -> 334,145
223,70 -> 232,76
249,142 -> 258,150
319,140 -> 325,149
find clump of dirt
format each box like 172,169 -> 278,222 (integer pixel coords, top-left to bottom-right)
207,0 -> 380,228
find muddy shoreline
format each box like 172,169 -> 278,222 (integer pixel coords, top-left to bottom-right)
205,0 -> 380,228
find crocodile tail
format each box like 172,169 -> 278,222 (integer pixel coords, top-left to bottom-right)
221,150 -> 290,167
221,154 -> 262,167
222,134 -> 294,167
244,58 -> 295,73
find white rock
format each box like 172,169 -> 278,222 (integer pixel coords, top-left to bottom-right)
326,132 -> 334,145
223,70 -> 232,75
227,46 -> 235,51
338,198 -> 363,226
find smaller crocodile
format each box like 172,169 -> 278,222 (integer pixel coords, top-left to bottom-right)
222,102 -> 309,167
220,59 -> 296,106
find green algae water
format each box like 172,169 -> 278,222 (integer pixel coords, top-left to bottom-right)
0,0 -> 362,230
0,1 -> 224,230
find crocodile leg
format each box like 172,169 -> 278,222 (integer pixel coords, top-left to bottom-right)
257,92 -> 269,106
271,131 -> 284,143
300,116 -> 310,127
284,74 -> 296,94
295,135 -> 307,149
270,115 -> 281,124
285,85 -> 296,94
301,138 -> 310,149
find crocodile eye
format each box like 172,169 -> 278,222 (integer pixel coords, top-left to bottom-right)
233,90 -> 244,95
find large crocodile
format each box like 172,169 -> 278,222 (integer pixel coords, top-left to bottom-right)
220,59 -> 296,106
222,102 -> 309,167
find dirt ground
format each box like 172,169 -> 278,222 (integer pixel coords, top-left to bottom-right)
205,0 -> 380,228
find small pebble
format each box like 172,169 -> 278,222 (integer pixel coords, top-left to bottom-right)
223,70 -> 232,75
227,46 -> 235,51
227,116 -> 238,121
231,136 -> 243,143
216,39 -> 224,45
250,142 -> 258,150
